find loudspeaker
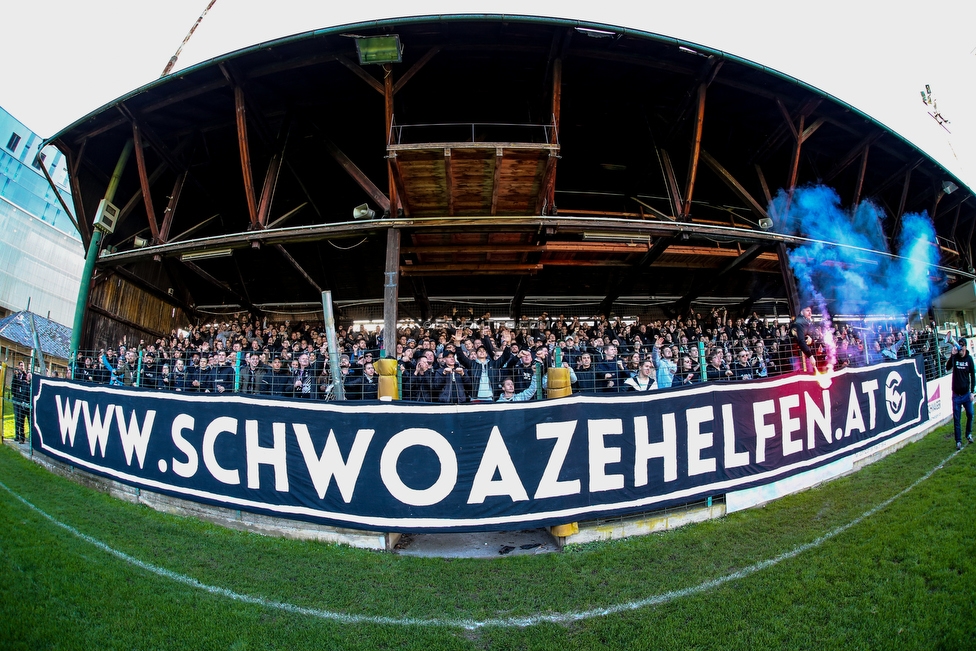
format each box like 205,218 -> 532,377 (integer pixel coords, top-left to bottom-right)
352,203 -> 376,220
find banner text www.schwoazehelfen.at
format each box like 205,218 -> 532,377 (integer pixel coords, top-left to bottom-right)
31,358 -> 926,532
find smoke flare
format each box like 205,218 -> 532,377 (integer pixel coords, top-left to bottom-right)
770,185 -> 943,328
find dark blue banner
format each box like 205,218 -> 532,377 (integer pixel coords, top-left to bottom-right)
31,358 -> 927,532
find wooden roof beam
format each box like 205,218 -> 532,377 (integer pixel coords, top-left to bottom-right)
701,150 -> 768,222
233,85 -> 259,228
401,263 -> 543,276
256,119 -> 291,228
666,55 -> 722,143
889,167 -> 912,244
444,149 -> 455,216
824,131 -> 884,183
388,154 -> 412,218
131,122 -> 160,242
404,242 -> 649,255
851,144 -> 870,207
274,244 -> 322,293
490,147 -> 503,216
682,83 -> 707,219
752,97 -> 821,163
873,157 -> 925,196
536,152 -> 559,215
659,150 -> 684,219
393,47 -> 441,94
158,171 -> 187,244
323,137 -> 391,213
63,144 -> 90,246
335,54 -> 385,95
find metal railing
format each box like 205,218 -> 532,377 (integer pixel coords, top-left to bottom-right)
389,121 -> 558,147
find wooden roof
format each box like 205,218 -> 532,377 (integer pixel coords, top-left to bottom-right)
47,14 -> 975,336
389,143 -> 558,217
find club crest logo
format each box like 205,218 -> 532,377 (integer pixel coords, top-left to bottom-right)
885,372 -> 906,422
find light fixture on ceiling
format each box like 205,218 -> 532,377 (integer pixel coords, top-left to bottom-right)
355,35 -> 402,65
180,248 -> 233,262
582,232 -> 650,244
353,203 -> 376,220
133,236 -> 149,248
943,180 -> 958,195
758,217 -> 774,230
575,27 -> 618,39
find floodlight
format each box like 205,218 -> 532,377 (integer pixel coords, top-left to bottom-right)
355,35 -> 402,65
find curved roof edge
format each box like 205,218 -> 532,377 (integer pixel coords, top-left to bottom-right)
43,13 -> 971,195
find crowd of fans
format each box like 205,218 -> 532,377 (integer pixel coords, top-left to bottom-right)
71,307 -> 946,403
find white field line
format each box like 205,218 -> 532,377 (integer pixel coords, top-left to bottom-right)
0,450 -> 957,630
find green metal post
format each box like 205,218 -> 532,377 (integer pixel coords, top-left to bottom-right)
699,340 -> 707,382
69,139 -> 133,376
234,351 -> 242,392
321,291 -> 345,400
535,362 -> 544,400
136,350 -> 143,387
28,350 -> 35,453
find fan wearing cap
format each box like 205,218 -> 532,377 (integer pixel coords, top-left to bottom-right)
947,338 -> 976,450
140,352 -> 159,389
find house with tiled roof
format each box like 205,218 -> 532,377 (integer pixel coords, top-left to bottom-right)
0,310 -> 71,379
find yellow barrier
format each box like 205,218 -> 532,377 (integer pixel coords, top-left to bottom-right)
372,358 -> 399,400
550,522 -> 579,537
546,366 -> 572,398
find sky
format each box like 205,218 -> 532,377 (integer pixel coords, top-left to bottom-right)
4,1 -> 975,187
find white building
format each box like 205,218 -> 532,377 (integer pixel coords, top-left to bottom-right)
0,106 -> 83,328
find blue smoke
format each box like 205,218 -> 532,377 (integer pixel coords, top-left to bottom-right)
769,185 -> 944,318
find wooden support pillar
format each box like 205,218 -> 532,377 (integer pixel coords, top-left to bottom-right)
966,214 -> 976,270
444,148 -> 455,216
490,147 -> 503,216
36,144 -> 80,238
682,83 -> 706,218
786,114 -> 805,202
323,137 -> 391,213
547,57 -> 562,213
388,154 -> 411,218
275,244 -> 321,293
891,168 -> 912,243
659,150 -> 683,219
159,171 -> 186,243
235,85 -> 259,228
852,145 -> 869,207
384,64 -> 397,216
777,242 -> 801,317
257,136 -> 287,228
950,204 -> 962,245
755,164 -> 772,205
701,150 -> 767,222
383,228 -> 401,359
131,123 -> 160,242
66,147 -> 91,246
